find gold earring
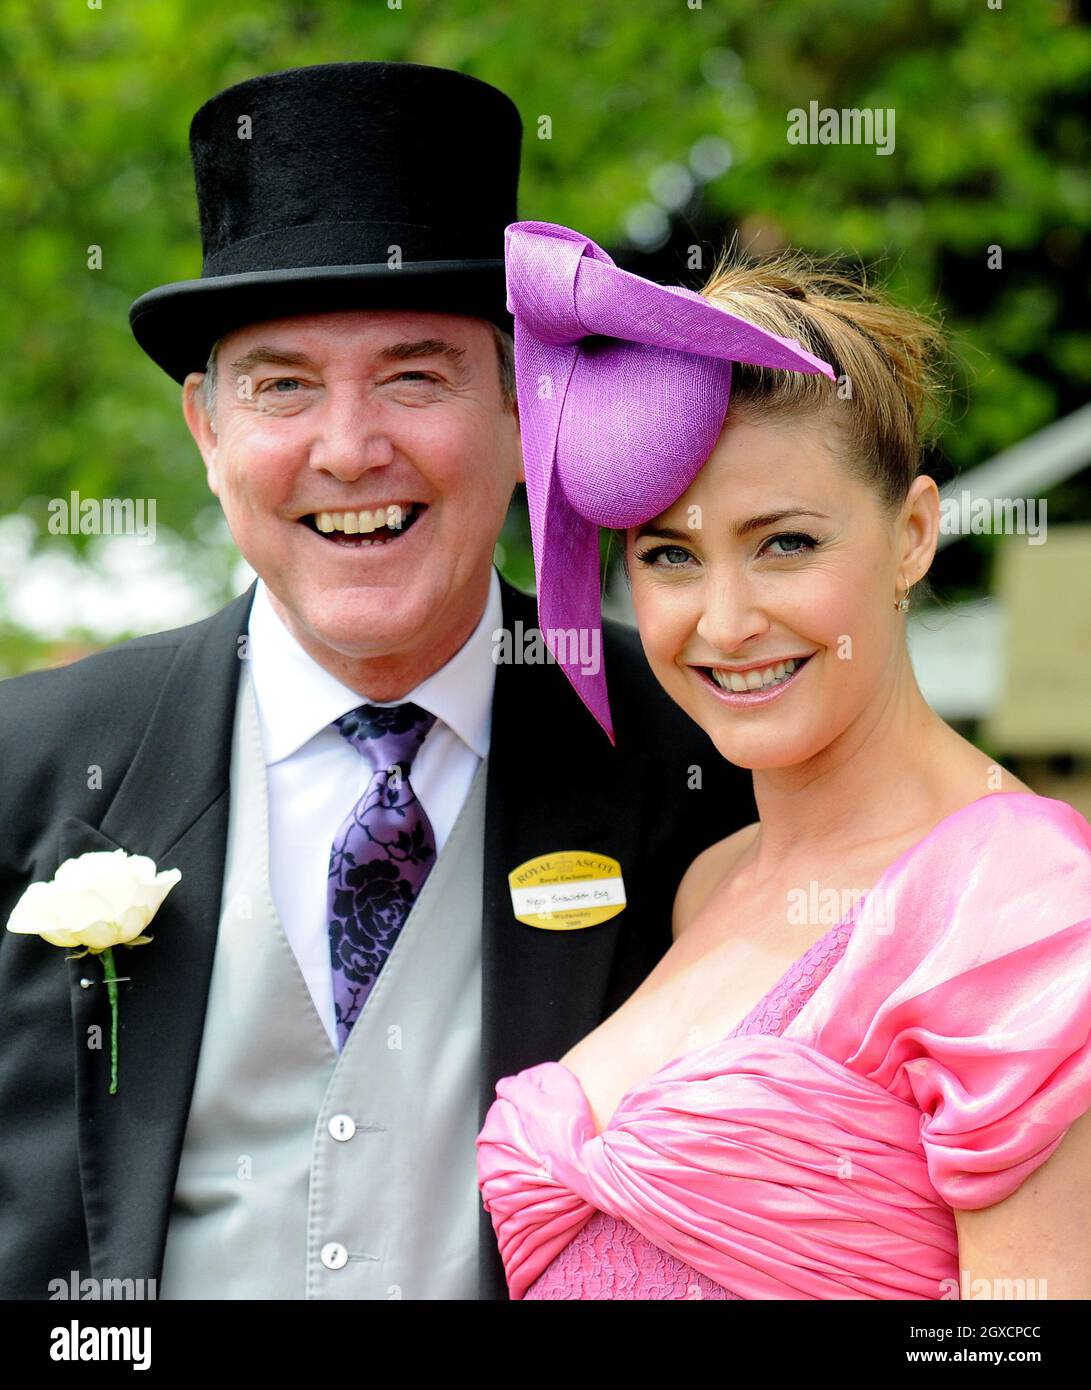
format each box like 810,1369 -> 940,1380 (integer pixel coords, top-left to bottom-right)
895,583 -> 912,612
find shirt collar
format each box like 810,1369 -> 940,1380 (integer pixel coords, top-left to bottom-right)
247,567 -> 501,765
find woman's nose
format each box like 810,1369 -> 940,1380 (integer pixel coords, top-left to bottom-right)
695,572 -> 770,657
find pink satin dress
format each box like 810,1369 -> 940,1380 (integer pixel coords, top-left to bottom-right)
476,793 -> 1091,1299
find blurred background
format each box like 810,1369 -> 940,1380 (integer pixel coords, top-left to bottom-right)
1,0 -> 1089,806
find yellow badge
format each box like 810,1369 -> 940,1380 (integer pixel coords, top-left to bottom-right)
508,851 -> 627,931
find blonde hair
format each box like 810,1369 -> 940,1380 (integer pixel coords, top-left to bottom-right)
699,246 -> 949,513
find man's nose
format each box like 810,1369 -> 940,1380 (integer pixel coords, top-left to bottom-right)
695,568 -> 771,656
306,388 -> 396,480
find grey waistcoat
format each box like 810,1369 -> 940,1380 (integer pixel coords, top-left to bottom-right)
159,665 -> 485,1299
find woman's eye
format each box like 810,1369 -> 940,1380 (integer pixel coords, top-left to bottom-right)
636,544 -> 695,569
761,531 -> 818,558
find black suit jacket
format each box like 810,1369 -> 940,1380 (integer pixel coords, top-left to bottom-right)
0,575 -> 755,1300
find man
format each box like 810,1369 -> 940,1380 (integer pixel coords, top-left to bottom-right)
0,61 -> 754,1299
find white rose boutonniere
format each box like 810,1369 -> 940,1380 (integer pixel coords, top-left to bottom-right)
5,849 -> 182,1094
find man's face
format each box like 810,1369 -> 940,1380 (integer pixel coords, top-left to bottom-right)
183,309 -> 522,680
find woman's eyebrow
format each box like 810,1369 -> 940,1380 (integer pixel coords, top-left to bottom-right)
633,524 -> 693,542
733,508 -> 831,537
634,509 -> 831,543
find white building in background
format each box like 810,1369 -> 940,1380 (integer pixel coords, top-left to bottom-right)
906,598 -> 1006,723
918,400 -> 1091,731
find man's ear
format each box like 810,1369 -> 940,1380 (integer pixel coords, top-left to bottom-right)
181,372 -> 220,496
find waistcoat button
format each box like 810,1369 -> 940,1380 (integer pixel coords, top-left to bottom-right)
328,1113 -> 357,1141
320,1242 -> 349,1270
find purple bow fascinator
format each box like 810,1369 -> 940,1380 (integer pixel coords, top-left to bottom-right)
504,220 -> 837,743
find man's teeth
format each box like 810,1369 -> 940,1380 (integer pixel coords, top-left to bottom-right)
313,504 -> 413,536
710,657 -> 806,693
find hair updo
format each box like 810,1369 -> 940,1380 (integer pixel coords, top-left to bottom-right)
698,245 -> 950,514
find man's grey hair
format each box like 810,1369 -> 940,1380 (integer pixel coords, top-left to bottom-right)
201,320 -> 516,422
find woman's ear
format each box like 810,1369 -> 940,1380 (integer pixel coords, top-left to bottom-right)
899,474 -> 940,590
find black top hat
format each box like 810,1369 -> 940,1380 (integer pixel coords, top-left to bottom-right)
129,62 -> 523,384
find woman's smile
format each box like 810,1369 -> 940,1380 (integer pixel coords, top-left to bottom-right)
692,652 -> 816,706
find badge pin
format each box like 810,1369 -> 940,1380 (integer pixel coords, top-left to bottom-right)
508,851 -> 626,931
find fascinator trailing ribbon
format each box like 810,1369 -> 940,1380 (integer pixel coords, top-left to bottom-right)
504,220 -> 837,742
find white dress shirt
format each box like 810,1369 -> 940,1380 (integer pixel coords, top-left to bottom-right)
246,568 -> 501,1050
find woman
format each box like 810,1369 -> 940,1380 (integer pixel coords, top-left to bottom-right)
476,221 -> 1091,1299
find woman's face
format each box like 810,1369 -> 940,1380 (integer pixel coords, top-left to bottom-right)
626,410 -> 928,771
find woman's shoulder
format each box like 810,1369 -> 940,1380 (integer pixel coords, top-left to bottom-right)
793,787 -> 1091,1073
915,788 -> 1091,873
845,788 -> 1091,958
671,821 -> 759,940
914,741 -> 1083,846
669,786 -> 1091,941
797,789 -> 1091,1212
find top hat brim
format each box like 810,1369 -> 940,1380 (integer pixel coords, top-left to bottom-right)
129,260 -> 513,386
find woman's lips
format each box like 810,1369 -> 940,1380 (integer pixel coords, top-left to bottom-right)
696,653 -> 814,707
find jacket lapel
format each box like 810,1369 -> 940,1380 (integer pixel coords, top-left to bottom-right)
478,577 -> 641,1295
70,583 -> 255,1283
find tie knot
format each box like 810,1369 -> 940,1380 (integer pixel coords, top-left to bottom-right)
334,701 -> 437,776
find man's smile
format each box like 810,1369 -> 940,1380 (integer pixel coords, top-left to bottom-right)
297,501 -> 428,547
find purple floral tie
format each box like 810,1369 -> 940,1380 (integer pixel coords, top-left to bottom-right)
327,702 -> 438,1050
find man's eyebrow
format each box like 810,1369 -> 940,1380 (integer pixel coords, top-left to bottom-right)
374,338 -> 468,367
227,347 -> 319,378
634,509 -> 831,542
226,339 -> 468,379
